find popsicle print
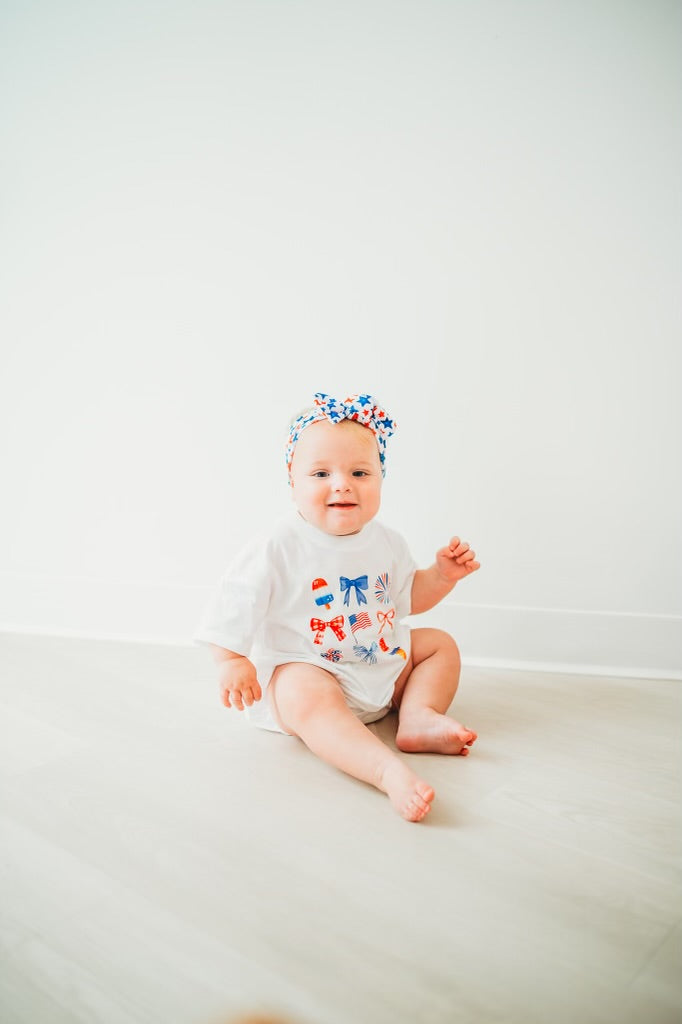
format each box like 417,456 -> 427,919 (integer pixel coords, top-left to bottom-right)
311,577 -> 334,610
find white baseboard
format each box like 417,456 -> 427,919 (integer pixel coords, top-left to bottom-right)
1,574 -> 680,680
410,602 -> 682,680
0,573 -> 208,649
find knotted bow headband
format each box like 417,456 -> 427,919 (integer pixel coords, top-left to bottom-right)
286,392 -> 396,478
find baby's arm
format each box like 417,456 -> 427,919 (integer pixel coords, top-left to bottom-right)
210,644 -> 262,711
411,537 -> 480,615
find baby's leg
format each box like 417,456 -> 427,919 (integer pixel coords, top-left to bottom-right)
268,662 -> 435,822
394,628 -> 477,755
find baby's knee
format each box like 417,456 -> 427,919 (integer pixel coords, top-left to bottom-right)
270,662 -> 343,725
433,629 -> 461,669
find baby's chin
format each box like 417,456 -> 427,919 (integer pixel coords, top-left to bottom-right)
321,518 -> 364,537
297,509 -> 366,536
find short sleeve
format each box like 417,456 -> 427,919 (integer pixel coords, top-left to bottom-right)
193,536 -> 272,655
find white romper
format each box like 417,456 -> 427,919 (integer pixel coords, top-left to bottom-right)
194,511 -> 417,732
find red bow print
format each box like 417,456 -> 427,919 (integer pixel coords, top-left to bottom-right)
310,616 -> 346,644
377,609 -> 395,633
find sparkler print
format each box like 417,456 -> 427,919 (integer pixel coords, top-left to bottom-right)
353,642 -> 379,664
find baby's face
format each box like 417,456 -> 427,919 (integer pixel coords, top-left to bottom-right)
289,419 -> 382,536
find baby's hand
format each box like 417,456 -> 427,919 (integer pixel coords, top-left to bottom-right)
217,656 -> 262,711
436,536 -> 481,583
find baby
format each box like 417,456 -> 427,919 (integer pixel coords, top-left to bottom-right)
195,393 -> 480,822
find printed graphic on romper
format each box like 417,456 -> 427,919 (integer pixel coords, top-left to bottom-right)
308,573 -> 405,662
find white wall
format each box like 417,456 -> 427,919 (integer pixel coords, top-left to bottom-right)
1,0 -> 680,677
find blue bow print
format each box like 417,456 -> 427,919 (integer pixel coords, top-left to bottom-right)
340,575 -> 369,606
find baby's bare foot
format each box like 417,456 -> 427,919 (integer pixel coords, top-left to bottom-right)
378,760 -> 435,822
396,709 -> 477,756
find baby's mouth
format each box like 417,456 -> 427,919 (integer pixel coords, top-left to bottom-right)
328,502 -> 357,509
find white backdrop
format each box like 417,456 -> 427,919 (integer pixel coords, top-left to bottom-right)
1,0 -> 680,676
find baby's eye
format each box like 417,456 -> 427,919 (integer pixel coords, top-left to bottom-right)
352,470 -> 368,477
312,471 -> 329,478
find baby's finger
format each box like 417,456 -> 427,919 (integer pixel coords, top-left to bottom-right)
230,689 -> 245,711
456,548 -> 475,563
450,539 -> 470,557
241,686 -> 259,707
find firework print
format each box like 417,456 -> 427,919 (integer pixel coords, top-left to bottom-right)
374,572 -> 391,604
320,649 -> 342,663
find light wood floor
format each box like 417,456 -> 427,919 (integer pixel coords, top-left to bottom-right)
1,633 -> 680,1024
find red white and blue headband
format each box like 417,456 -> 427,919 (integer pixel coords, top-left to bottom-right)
286,392 -> 396,478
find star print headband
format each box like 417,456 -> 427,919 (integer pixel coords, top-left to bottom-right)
286,392 -> 396,477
